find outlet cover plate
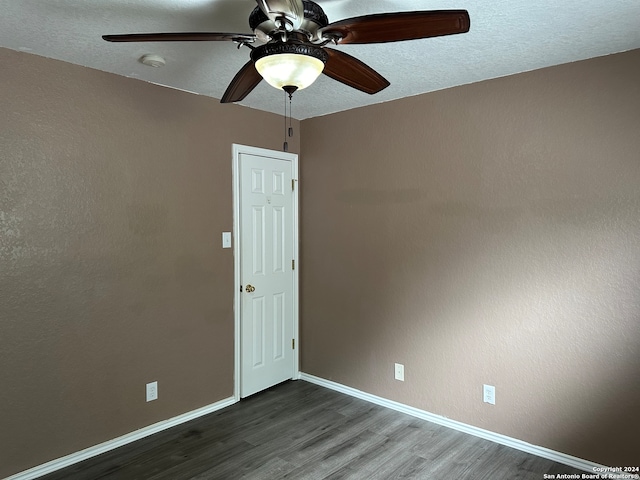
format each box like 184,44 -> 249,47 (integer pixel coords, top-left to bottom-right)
146,381 -> 158,402
483,384 -> 495,405
394,363 -> 405,381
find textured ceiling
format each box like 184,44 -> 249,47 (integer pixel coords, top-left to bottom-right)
2,0 -> 639,119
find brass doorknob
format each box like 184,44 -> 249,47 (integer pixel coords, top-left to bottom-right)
246,284 -> 255,293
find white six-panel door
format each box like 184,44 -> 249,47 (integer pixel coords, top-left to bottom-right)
235,147 -> 297,398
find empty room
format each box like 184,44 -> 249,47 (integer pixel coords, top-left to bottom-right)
1,1 -> 639,479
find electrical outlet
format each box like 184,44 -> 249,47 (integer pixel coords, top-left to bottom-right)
394,363 -> 405,382
483,384 -> 495,405
146,381 -> 158,402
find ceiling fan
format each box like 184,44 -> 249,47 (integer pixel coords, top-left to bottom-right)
102,0 -> 470,103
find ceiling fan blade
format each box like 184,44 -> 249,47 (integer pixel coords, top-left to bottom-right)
320,10 -> 470,44
220,60 -> 263,103
102,32 -> 256,43
323,48 -> 389,95
255,0 -> 304,29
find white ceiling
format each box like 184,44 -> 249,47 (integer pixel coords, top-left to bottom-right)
2,0 -> 639,119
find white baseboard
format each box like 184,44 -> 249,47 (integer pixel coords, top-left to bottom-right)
7,396 -> 237,480
300,373 -> 607,474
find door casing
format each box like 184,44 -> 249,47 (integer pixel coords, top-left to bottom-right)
232,144 -> 300,401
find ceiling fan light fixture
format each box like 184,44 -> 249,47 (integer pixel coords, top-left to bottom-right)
252,43 -> 328,91
255,53 -> 324,90
103,4 -> 471,104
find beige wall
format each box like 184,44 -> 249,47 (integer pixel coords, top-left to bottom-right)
300,49 -> 640,467
0,47 -> 299,478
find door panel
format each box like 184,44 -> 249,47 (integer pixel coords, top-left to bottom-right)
251,296 -> 265,368
273,206 -> 285,273
252,206 -> 265,275
273,292 -> 285,360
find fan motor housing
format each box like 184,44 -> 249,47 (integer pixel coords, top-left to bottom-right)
250,41 -> 329,64
250,0 -> 329,42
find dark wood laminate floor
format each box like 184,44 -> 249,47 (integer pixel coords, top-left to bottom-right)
40,380 -> 586,479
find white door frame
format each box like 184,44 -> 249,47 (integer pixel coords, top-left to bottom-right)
232,144 -> 300,401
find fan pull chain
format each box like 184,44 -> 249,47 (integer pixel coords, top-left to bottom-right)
282,86 -> 298,152
288,95 -> 293,139
283,90 -> 288,152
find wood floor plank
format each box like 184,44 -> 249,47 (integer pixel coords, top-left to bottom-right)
39,380 -> 588,480
277,429 -> 389,480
